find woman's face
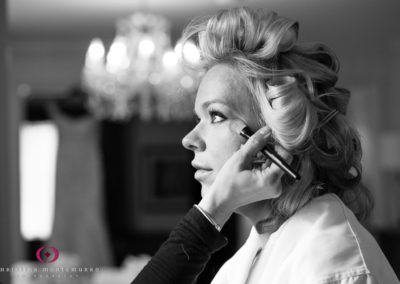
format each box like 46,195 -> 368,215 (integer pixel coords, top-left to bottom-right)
182,64 -> 259,197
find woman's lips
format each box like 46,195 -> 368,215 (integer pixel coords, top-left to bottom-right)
194,169 -> 212,181
191,161 -> 212,181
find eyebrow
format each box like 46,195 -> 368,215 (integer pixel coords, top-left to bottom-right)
202,99 -> 230,108
193,99 -> 231,115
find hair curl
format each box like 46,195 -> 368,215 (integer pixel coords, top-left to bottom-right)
181,7 -> 374,233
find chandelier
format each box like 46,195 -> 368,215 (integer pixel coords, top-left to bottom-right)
81,12 -> 201,121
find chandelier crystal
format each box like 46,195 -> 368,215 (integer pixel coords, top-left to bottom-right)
82,12 -> 201,121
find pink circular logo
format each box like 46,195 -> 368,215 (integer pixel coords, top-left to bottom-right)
36,246 -> 59,263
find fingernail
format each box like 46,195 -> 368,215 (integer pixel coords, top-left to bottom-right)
260,127 -> 269,136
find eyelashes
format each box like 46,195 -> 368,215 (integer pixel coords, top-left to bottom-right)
209,109 -> 227,123
193,108 -> 227,124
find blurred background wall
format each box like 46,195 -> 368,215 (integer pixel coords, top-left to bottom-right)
1,0 -> 400,283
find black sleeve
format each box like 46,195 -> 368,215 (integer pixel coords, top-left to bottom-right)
131,207 -> 229,284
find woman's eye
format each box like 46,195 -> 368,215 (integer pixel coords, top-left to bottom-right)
209,110 -> 227,123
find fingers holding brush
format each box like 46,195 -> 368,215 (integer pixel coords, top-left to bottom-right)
261,144 -> 294,184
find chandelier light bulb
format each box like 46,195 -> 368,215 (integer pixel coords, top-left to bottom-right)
182,41 -> 201,65
81,13 -> 201,120
162,50 -> 179,69
174,41 -> 183,58
85,38 -> 105,69
138,38 -> 156,59
106,37 -> 129,73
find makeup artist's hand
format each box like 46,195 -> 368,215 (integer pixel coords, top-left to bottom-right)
198,126 -> 293,228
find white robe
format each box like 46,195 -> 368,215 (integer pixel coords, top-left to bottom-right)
212,193 -> 399,284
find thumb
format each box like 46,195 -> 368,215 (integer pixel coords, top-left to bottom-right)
239,126 -> 271,162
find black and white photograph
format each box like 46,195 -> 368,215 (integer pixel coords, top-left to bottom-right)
0,0 -> 399,283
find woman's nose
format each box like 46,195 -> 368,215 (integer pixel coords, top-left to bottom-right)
182,127 -> 205,152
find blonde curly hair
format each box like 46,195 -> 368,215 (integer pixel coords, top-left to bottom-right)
181,7 -> 374,233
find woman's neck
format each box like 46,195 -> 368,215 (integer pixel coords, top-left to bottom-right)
235,200 -> 272,228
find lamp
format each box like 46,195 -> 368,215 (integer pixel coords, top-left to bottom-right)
82,12 -> 201,121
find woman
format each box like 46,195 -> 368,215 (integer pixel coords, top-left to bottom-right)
131,7 -> 399,284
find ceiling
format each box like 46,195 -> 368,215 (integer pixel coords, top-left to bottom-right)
8,0 -> 265,38
8,0 -> 399,34
7,0 -> 400,50
7,0 -> 400,94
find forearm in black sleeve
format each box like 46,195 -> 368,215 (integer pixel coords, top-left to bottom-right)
131,207 -> 228,284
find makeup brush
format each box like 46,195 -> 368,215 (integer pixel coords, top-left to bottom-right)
231,120 -> 301,181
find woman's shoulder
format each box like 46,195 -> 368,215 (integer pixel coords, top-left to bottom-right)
268,193 -> 353,243
265,193 -> 398,283
273,193 -> 373,264
281,192 -> 362,232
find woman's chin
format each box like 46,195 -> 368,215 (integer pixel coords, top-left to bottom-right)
200,184 -> 210,198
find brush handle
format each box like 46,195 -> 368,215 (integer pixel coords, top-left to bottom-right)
239,126 -> 301,180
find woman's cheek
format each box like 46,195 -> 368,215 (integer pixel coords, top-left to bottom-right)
214,147 -> 238,173
208,126 -> 243,169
